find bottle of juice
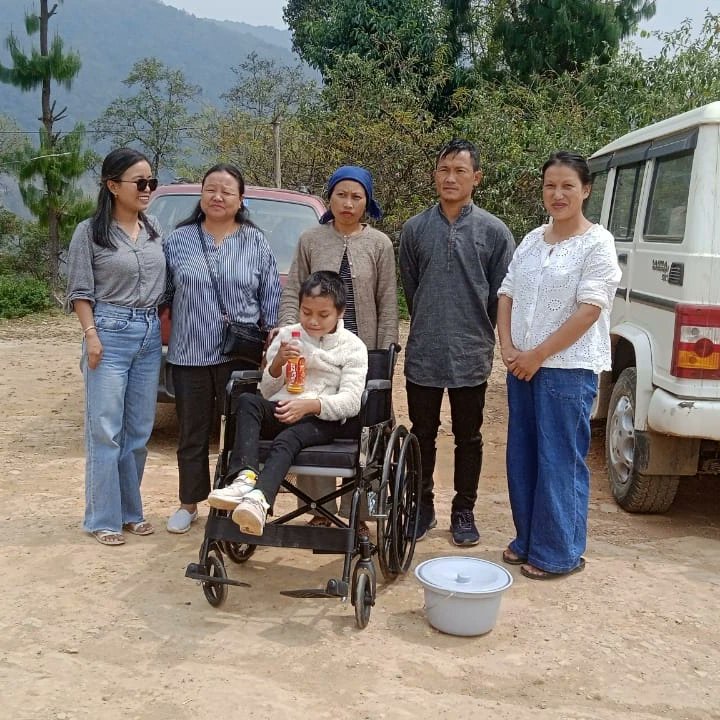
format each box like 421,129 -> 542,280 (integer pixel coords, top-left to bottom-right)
285,329 -> 306,393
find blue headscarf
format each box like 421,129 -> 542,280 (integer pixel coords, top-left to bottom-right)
319,165 -> 383,224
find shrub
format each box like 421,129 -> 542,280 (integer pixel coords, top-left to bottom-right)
0,275 -> 52,318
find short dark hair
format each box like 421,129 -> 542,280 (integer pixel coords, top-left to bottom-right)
299,270 -> 347,311
176,162 -> 256,229
542,151 -> 592,186
436,139 -> 480,171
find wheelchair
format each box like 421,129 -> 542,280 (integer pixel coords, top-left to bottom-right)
185,345 -> 421,629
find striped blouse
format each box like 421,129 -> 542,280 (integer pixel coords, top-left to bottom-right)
164,222 -> 281,366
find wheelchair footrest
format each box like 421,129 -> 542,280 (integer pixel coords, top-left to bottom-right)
280,589 -> 338,599
185,563 -> 250,587
280,578 -> 349,599
206,514 -> 354,553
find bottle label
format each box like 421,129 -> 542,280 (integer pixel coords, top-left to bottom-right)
286,357 -> 306,393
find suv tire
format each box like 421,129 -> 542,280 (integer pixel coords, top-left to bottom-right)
606,367 -> 680,513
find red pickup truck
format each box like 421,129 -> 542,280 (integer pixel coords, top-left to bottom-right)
148,183 -> 326,402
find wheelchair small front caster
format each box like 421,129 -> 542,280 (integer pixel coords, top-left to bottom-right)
202,550 -> 228,607
352,564 -> 375,629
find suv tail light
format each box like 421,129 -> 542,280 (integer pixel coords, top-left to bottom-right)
671,304 -> 720,379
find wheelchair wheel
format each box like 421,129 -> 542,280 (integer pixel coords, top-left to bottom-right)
376,425 -> 406,580
390,431 -> 421,574
202,550 -> 228,608
352,567 -> 374,629
222,541 -> 257,564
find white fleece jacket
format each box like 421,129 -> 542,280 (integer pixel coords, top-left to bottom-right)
259,320 -> 368,422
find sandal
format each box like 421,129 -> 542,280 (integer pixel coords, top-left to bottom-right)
123,521 -> 154,536
357,521 -> 370,539
307,516 -> 333,528
502,548 -> 526,566
520,558 -> 586,580
92,530 -> 125,546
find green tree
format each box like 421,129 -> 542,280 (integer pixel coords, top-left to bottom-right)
92,58 -> 200,176
0,0 -> 93,288
284,0 -> 452,92
494,0 -> 656,80
222,52 -> 317,120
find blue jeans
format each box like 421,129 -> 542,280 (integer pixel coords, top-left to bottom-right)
506,368 -> 597,573
82,303 -> 161,533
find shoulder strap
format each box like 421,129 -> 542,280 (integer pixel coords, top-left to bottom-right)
197,220 -> 228,320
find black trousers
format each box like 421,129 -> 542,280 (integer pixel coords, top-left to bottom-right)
227,394 -> 359,506
406,380 -> 487,513
172,360 -> 255,504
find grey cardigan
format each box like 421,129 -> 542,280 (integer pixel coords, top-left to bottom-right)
279,223 -> 399,351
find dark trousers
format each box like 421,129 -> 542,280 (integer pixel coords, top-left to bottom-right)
227,394 -> 359,506
406,380 -> 487,513
172,360 -> 255,504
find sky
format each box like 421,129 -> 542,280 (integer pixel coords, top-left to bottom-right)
160,0 -> 720,45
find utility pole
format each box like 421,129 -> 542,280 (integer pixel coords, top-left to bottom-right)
271,116 -> 281,189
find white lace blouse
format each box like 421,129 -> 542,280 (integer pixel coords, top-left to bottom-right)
498,223 -> 621,373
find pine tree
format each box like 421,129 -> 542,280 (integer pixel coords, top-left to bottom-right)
0,0 -> 94,288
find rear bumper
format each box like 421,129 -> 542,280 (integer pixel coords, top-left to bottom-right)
647,388 -> 720,440
157,347 -> 175,403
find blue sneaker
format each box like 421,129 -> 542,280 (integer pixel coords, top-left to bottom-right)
414,504 -> 437,541
450,509 -> 480,546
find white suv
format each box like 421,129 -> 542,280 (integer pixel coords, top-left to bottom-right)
587,102 -> 720,512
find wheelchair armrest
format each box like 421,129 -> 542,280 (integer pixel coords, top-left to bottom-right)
365,379 -> 392,392
231,370 -> 263,383
226,370 -> 263,396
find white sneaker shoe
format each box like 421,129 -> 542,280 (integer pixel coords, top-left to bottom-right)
232,490 -> 269,536
207,470 -> 257,510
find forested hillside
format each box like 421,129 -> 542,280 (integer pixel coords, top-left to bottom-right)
0,0 -> 308,130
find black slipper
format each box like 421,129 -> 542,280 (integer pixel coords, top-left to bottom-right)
520,557 -> 586,580
502,548 -> 526,566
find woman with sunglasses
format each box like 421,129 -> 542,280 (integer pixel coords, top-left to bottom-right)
66,147 -> 165,546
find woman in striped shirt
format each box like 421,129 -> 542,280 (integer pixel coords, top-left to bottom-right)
164,163 -> 282,533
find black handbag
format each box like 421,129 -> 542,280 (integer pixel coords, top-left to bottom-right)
197,221 -> 268,366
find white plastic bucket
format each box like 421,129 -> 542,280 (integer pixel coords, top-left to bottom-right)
414,556 -> 513,636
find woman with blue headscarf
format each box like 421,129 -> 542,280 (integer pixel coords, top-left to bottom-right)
278,165 -> 399,532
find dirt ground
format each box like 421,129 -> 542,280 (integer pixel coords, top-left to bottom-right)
1,312 -> 719,720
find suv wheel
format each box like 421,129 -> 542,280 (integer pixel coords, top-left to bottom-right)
606,367 -> 679,513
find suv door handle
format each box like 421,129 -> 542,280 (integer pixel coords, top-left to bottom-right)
617,253 -> 628,265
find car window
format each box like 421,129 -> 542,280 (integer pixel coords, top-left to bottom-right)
608,163 -> 643,242
244,199 -> 319,274
148,194 -> 199,235
643,151 -> 693,243
149,194 -> 320,274
585,170 -> 608,224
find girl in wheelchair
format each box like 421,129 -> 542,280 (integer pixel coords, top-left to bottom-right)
207,271 -> 368,534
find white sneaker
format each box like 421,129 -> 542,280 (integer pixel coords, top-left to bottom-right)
232,490 -> 269,536
207,471 -> 257,510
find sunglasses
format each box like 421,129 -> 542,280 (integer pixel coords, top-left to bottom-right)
117,178 -> 159,192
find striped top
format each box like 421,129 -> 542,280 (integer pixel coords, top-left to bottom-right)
164,222 -> 281,366
338,249 -> 358,335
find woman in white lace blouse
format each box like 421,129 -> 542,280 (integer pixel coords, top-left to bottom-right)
497,151 -> 621,580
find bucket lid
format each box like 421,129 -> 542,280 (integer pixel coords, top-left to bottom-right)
415,556 -> 513,594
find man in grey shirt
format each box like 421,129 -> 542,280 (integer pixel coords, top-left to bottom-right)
399,139 -> 515,545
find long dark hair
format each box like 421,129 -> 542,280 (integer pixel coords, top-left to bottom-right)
176,163 -> 256,229
90,147 -> 159,249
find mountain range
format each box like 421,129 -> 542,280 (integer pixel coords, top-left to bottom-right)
0,0 -> 311,131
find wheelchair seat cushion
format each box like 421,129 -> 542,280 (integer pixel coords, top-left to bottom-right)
258,439 -> 358,470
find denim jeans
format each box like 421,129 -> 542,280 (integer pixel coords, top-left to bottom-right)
82,303 -> 161,533
227,394 -> 359,506
506,367 -> 598,573
406,381 -> 487,513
